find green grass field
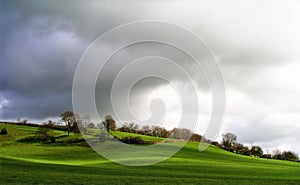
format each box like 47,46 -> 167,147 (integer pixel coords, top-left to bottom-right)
0,123 -> 299,184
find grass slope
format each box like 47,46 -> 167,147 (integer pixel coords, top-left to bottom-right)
0,123 -> 299,185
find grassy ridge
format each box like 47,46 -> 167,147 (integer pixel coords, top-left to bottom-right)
0,123 -> 299,184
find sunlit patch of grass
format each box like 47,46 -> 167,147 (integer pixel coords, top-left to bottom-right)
111,131 -> 165,142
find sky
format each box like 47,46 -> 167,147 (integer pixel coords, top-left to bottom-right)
1,0 -> 300,155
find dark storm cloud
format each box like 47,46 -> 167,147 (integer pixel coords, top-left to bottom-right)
1,0 -> 300,154
1,90 -> 71,119
0,0 -> 90,119
0,0 -> 148,119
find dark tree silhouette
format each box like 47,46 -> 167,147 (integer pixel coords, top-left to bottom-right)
101,115 -> 116,138
0,127 -> 8,135
282,151 -> 298,161
189,134 -> 202,142
60,111 -> 76,136
142,125 -> 152,135
250,146 -> 263,157
151,126 -> 169,138
222,133 -> 237,151
272,149 -> 282,159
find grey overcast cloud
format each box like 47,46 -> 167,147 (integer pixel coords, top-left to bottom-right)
1,0 -> 300,155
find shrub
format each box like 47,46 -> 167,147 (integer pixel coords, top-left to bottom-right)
50,136 -> 56,143
189,134 -> 202,142
119,136 -> 152,145
211,141 -> 220,147
121,136 -> 143,144
0,127 -> 8,135
262,154 -> 272,159
35,127 -> 52,142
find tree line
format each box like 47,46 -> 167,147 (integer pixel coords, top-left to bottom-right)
220,132 -> 299,162
59,111 -> 300,162
57,111 -> 209,142
8,110 -> 299,162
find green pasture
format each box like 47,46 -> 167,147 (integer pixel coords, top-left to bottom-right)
0,123 -> 299,184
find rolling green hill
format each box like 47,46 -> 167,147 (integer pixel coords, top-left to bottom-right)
0,123 -> 299,185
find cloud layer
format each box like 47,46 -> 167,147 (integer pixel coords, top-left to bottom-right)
1,0 -> 300,154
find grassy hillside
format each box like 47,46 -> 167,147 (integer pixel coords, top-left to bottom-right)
0,123 -> 299,184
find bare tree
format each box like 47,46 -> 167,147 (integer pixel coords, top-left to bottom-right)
87,122 -> 96,128
128,122 -> 139,133
119,123 -> 130,132
272,149 -> 282,159
101,115 -> 116,138
142,125 -> 152,135
60,111 -> 76,136
222,133 -> 237,151
80,115 -> 91,138
170,128 -> 192,140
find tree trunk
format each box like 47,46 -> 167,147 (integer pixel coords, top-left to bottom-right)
67,121 -> 70,136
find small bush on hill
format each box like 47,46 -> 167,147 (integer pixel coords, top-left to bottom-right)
119,136 -> 152,145
0,127 -> 8,135
211,141 -> 220,147
262,154 -> 272,159
50,136 -> 56,143
35,127 -> 55,142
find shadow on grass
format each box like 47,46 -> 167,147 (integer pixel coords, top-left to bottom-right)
17,135 -> 90,147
